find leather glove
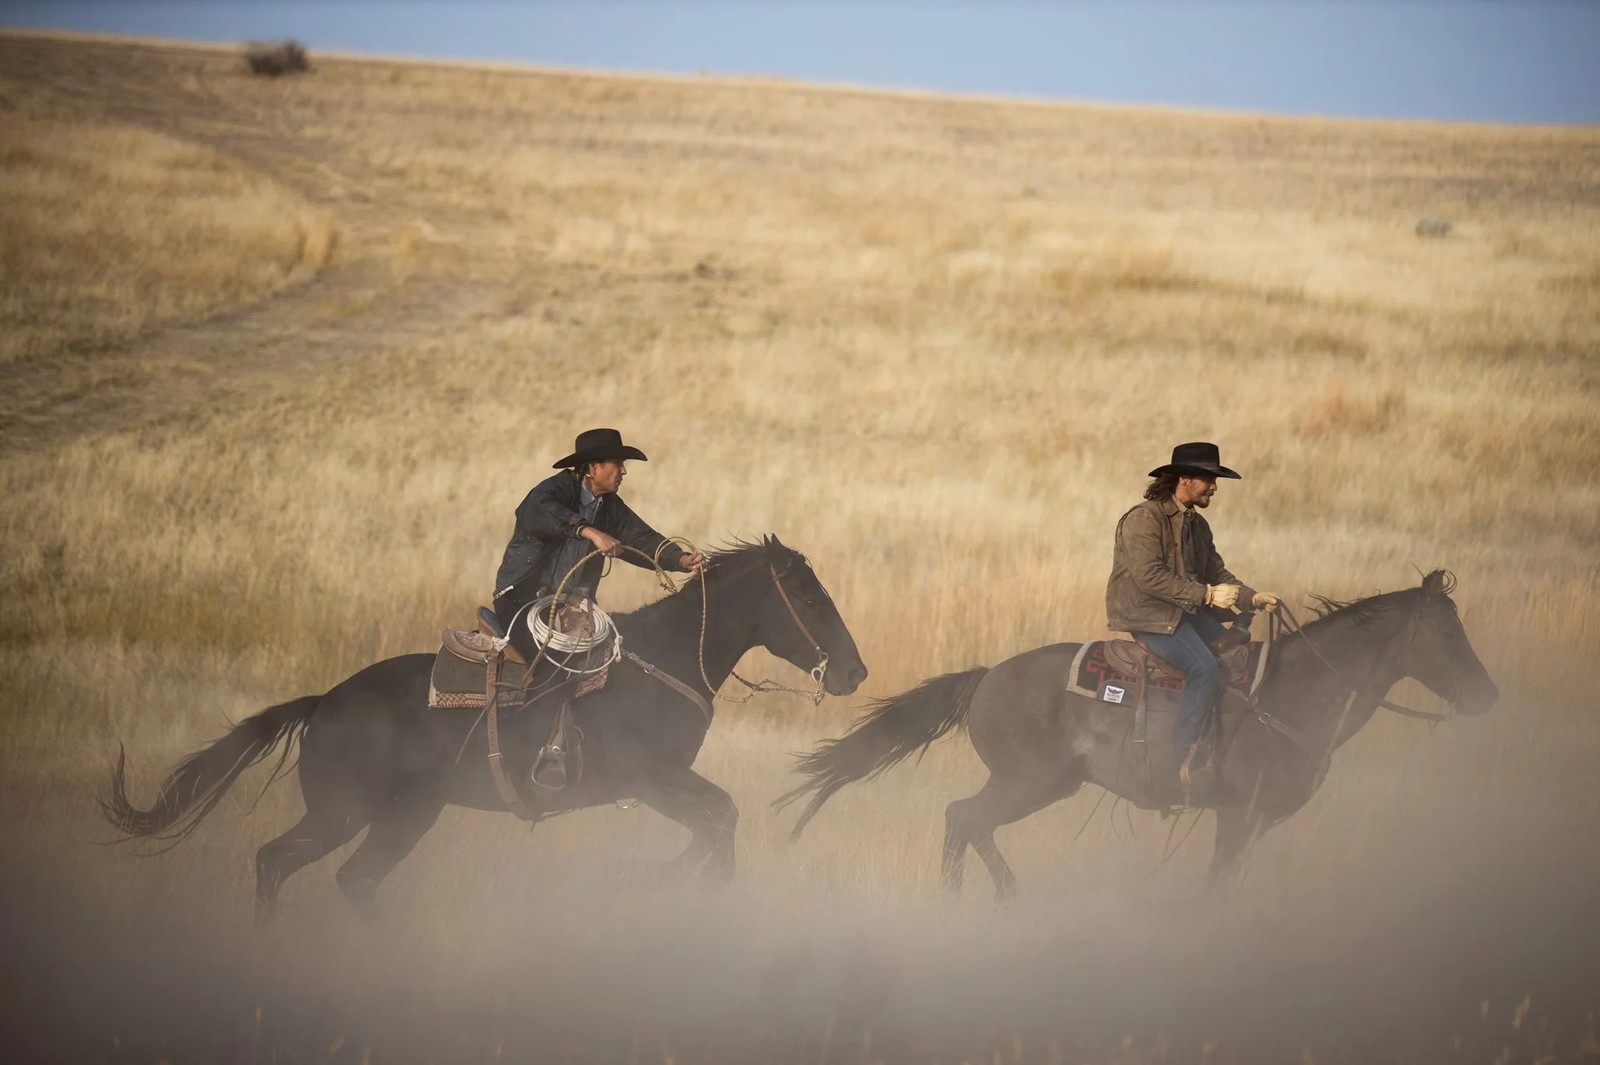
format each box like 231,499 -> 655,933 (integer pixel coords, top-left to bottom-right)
1252,591 -> 1281,612
1205,584 -> 1242,610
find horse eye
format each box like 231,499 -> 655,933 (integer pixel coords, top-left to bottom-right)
806,599 -> 817,608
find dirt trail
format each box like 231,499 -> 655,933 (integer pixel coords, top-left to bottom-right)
0,34 -> 530,453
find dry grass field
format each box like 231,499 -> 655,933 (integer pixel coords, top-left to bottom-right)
1,30 -> 1598,1064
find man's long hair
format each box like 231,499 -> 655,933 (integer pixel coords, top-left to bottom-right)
1144,473 -> 1179,501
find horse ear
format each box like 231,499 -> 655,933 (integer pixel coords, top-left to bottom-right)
1421,570 -> 1449,598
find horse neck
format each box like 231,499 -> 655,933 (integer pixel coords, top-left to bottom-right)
623,561 -> 765,691
1264,604 -> 1411,752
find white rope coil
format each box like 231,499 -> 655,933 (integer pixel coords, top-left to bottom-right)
525,595 -> 621,674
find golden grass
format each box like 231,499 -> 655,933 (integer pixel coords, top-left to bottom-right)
0,113 -> 334,364
1,30 -> 1598,1063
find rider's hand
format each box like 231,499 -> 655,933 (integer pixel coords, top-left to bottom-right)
679,551 -> 706,574
580,527 -> 622,557
1205,584 -> 1242,611
1252,591 -> 1281,612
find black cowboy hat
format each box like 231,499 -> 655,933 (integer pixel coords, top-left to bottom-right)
1148,441 -> 1241,479
552,428 -> 649,469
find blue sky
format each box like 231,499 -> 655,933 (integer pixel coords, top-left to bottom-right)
2,2 -> 1596,124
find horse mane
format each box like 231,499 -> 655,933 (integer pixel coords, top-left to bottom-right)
698,535 -> 807,574
614,535 -> 804,622
1305,570 -> 1456,631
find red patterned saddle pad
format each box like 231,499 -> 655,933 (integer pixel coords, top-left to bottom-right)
1068,641 -> 1264,705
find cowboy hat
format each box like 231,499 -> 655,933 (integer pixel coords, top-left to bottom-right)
1147,441 -> 1241,479
552,428 -> 649,469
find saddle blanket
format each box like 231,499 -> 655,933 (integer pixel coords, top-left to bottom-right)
1066,640 -> 1267,706
429,645 -> 524,709
427,642 -> 612,710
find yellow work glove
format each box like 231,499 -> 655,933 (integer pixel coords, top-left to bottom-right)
1252,591 -> 1281,612
1205,584 -> 1242,610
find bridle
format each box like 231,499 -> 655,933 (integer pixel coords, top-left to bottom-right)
765,563 -> 830,684
1273,601 -> 1448,723
704,561 -> 831,706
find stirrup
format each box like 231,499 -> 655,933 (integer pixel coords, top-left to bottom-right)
531,745 -> 568,790
1178,746 -> 1217,796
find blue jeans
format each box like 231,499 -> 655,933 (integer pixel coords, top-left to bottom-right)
1135,612 -> 1228,750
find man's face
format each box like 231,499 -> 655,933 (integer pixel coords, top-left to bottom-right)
585,460 -> 626,496
1176,474 -> 1218,508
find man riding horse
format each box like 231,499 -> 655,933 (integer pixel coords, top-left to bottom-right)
491,428 -> 706,634
1106,442 -> 1280,793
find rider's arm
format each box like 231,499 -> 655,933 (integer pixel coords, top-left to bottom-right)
1120,505 -> 1208,611
516,478 -> 590,542
608,496 -> 687,571
1203,540 -> 1254,623
1200,541 -> 1257,617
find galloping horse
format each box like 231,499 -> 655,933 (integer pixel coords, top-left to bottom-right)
103,538 -> 867,921
780,570 -> 1496,899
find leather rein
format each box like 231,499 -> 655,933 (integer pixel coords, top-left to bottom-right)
1272,602 -> 1447,723
712,562 -> 831,707
1231,599 -> 1446,781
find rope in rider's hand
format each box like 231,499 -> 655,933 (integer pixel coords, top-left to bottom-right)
535,536 -> 828,706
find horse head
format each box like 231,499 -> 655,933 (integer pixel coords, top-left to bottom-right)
749,536 -> 868,697
1401,570 -> 1499,716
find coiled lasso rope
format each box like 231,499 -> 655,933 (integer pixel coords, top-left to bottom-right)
522,539 -> 692,677
524,594 -> 619,674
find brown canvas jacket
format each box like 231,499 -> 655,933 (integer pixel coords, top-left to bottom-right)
1105,495 -> 1256,634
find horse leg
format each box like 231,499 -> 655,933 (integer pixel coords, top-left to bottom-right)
635,768 -> 739,882
1204,803 -> 1266,901
940,799 -> 974,897
944,770 -> 1083,902
334,793 -> 445,920
255,808 -> 366,926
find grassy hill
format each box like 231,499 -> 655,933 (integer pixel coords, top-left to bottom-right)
1,31 -> 1597,1063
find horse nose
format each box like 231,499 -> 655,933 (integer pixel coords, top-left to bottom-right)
1475,678 -> 1500,711
1459,676 -> 1499,715
846,665 -> 868,690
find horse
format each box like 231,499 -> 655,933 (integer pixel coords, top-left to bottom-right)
102,537 -> 867,922
778,570 -> 1497,900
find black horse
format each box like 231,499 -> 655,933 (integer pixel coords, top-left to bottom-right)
780,570 -> 1497,899
103,538 -> 866,922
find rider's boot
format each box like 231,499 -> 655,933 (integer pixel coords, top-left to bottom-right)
1178,696 -> 1233,801
1178,743 -> 1217,799
531,702 -> 575,790
532,744 -> 568,790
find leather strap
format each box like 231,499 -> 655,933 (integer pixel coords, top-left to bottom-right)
1255,708 -> 1330,788
768,563 -> 825,660
624,650 -> 713,726
1276,603 -> 1447,723
485,652 -> 538,821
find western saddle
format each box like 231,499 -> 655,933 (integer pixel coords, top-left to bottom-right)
1102,629 -> 1254,688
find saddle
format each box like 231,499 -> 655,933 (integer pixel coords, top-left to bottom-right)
429,602 -> 616,809
1102,631 -> 1255,690
430,599 -> 710,820
1067,631 -> 1267,707
1066,629 -> 1272,809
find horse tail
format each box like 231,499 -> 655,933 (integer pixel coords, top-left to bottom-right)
775,667 -> 989,840
100,695 -> 320,845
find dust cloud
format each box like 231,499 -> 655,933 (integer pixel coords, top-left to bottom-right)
4,715 -> 1596,1065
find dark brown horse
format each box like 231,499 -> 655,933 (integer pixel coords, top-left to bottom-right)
103,538 -> 866,922
779,570 -> 1497,899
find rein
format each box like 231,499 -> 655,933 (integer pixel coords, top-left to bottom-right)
483,539 -> 828,820
542,540 -> 832,712
1273,602 -> 1448,723
714,564 -> 829,706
